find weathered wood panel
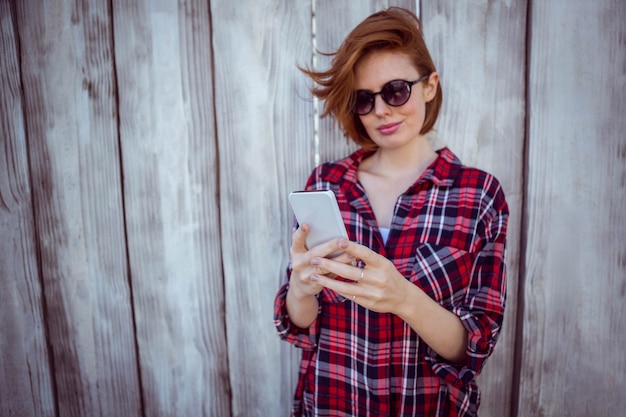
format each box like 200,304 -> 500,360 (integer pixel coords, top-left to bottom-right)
211,1 -> 314,415
0,1 -> 54,416
2,1 -> 626,416
519,1 -> 626,416
112,0 -> 230,415
315,0 -> 416,163
13,0 -> 142,415
422,2 -> 527,416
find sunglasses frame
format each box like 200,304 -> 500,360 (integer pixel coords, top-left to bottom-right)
354,75 -> 429,116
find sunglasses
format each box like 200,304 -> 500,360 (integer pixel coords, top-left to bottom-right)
353,75 -> 429,115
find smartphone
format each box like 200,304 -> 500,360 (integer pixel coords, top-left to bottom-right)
288,190 -> 348,256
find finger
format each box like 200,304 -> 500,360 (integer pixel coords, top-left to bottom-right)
313,266 -> 329,276
291,223 -> 310,253
334,239 -> 378,265
328,251 -> 358,266
312,273 -> 362,300
309,257 -> 331,277
312,256 -> 363,283
308,236 -> 347,259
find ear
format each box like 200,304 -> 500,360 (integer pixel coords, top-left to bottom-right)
423,72 -> 439,103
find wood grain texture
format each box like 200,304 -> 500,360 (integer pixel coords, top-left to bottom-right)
2,1 -> 625,416
0,1 -> 54,416
315,0 -> 416,164
519,1 -> 626,415
13,1 -> 142,416
211,1 -> 314,415
112,0 -> 230,415
422,1 -> 527,416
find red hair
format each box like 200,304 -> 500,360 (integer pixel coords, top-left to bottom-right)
301,7 -> 443,149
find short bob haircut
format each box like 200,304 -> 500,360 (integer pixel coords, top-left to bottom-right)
301,7 -> 443,150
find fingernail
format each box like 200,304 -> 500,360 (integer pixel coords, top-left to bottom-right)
311,258 -> 321,266
311,275 -> 319,282
339,239 -> 349,249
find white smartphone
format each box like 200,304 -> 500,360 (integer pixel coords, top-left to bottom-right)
288,190 -> 348,256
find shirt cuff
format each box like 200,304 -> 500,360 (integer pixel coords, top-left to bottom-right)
427,309 -> 502,388
273,283 -> 319,350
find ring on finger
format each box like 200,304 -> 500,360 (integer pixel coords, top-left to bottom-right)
356,268 -> 364,284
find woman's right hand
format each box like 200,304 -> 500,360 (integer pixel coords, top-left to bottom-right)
286,223 -> 355,328
289,224 -> 322,298
289,223 -> 356,298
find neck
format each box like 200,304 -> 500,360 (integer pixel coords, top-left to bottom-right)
369,137 -> 437,178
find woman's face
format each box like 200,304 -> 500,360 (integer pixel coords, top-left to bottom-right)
354,50 -> 438,150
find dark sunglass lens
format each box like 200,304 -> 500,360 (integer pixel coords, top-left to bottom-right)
355,91 -> 374,115
381,80 -> 410,106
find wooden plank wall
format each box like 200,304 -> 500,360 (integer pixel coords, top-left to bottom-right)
519,1 -> 626,415
1,0 -> 624,416
210,0 -> 313,415
5,1 -> 141,416
112,0 -> 230,415
1,1 -> 54,416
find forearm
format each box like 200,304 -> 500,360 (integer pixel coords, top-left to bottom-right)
395,281 -> 468,363
286,285 -> 319,329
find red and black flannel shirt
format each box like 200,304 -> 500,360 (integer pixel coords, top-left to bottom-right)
274,147 -> 509,416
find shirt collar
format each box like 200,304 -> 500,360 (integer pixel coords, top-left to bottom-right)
320,146 -> 462,189
421,147 -> 462,188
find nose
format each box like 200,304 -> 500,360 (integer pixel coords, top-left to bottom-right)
372,94 -> 391,116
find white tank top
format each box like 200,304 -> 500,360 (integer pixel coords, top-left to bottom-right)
379,227 -> 390,245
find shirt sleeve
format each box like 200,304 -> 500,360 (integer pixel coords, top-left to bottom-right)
427,181 -> 509,388
273,267 -> 321,350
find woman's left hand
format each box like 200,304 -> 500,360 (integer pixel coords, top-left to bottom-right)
310,238 -> 412,314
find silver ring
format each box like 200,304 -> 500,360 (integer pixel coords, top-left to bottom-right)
356,268 -> 364,284
352,295 -> 356,302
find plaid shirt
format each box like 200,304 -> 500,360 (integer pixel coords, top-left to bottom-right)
274,147 -> 509,416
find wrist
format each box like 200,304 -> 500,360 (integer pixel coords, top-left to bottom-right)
288,281 -> 316,301
286,282 -> 319,329
393,280 -> 425,320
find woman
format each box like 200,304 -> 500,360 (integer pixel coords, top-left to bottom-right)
274,7 -> 509,416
